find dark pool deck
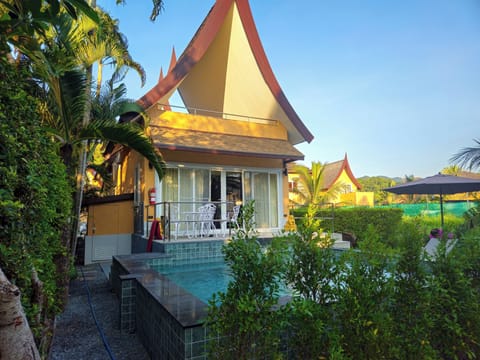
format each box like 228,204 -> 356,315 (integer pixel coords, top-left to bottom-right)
49,262 -> 150,360
112,252 -> 211,328
111,240 -> 229,360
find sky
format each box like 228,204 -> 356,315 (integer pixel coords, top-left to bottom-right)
98,0 -> 480,178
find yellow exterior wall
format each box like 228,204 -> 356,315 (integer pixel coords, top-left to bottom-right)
116,151 -> 137,194
446,193 -> 479,201
87,200 -> 134,236
337,170 -> 360,191
340,192 -> 374,207
356,192 -> 374,206
327,170 -> 359,204
288,172 -> 301,205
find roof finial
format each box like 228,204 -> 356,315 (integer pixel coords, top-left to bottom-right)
168,46 -> 177,74
158,67 -> 164,83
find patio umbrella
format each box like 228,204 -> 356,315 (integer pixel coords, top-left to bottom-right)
384,173 -> 480,229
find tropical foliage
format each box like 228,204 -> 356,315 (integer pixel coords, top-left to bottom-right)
451,138 -> 480,171
208,206 -> 480,359
357,175 -> 396,204
0,60 -> 72,354
206,201 -> 287,359
292,162 -> 346,206
0,0 -> 166,356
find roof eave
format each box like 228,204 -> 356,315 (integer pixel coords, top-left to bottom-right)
156,144 -> 304,161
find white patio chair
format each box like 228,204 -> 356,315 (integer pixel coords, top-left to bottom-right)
167,204 -> 183,240
228,205 -> 241,234
199,203 -> 216,237
424,238 -> 457,258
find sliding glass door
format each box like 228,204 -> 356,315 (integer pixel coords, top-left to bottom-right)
159,166 -> 280,230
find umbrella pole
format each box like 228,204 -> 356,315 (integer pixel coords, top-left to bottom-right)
440,192 -> 444,230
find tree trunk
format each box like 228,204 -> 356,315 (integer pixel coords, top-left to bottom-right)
0,267 -> 40,360
95,59 -> 103,98
71,62 -> 93,257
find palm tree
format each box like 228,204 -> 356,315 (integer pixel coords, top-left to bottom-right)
0,1 -> 165,356
35,8 -> 165,251
0,0 -> 99,59
93,9 -> 146,97
451,139 -> 480,171
292,162 -> 346,208
397,174 -> 420,204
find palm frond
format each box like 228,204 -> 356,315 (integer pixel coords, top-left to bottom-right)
92,82 -> 143,122
149,0 -> 164,21
94,9 -> 146,86
65,0 -> 99,22
450,139 -> 480,171
78,120 -> 165,178
58,69 -> 89,139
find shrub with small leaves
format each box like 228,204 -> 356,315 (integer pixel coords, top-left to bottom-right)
0,60 -> 72,349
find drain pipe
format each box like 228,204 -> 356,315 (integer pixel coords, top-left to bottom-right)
80,267 -> 117,360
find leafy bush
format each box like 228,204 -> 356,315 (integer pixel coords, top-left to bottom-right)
0,61 -> 72,349
283,206 -> 342,357
333,228 -> 397,359
206,201 -> 287,359
292,206 -> 403,243
208,203 -> 480,359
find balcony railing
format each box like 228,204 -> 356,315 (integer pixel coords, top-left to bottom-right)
146,201 -> 237,241
157,103 -> 278,126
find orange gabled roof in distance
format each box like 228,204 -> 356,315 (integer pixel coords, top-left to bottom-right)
138,0 -> 313,145
323,154 -> 362,190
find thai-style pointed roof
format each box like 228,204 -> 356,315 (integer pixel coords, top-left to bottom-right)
322,154 -> 362,190
158,67 -> 164,82
138,0 -> 313,145
167,47 -> 177,74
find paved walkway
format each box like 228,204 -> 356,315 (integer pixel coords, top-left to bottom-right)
49,263 -> 150,360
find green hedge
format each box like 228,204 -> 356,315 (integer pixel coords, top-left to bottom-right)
0,61 -> 72,350
292,207 -> 403,242
209,212 -> 480,359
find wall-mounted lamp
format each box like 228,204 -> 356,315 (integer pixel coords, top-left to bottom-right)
283,168 -> 288,176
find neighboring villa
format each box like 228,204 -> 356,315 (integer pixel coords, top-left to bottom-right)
82,0 -> 314,264
288,154 -> 374,207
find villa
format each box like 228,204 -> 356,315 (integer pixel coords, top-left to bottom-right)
82,0 -> 313,264
287,154 -> 374,207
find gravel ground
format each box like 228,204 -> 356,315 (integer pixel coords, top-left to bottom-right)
49,263 -> 150,360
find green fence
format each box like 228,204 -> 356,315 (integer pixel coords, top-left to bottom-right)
377,202 -> 479,218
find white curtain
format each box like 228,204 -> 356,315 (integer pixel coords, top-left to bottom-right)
162,168 -> 178,202
269,173 -> 278,227
179,168 -> 194,214
195,169 -> 210,204
245,171 -> 279,228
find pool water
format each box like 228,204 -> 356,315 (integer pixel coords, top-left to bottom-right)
151,259 -> 290,304
152,260 -> 232,304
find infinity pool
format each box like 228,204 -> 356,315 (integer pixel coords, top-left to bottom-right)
150,260 -> 231,303
111,239 -> 337,359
